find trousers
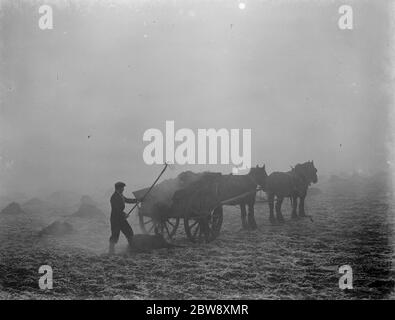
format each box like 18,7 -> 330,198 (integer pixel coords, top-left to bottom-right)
109,214 -> 134,244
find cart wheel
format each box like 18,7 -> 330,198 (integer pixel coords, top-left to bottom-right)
139,212 -> 180,239
139,213 -> 156,235
184,206 -> 223,243
156,218 -> 180,241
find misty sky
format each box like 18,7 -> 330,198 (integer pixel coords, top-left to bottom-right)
0,0 -> 392,197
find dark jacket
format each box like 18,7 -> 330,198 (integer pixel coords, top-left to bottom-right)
110,191 -> 137,218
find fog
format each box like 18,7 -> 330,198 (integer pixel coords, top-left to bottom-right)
0,0 -> 392,198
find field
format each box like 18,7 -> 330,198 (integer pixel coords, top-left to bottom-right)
0,180 -> 394,300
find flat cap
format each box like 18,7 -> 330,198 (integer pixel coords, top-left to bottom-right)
114,181 -> 126,189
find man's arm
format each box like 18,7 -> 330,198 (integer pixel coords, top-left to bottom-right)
123,196 -> 138,204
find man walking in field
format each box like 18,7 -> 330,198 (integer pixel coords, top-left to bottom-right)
109,182 -> 138,255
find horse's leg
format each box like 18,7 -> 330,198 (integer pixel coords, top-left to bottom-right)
240,204 -> 248,230
268,193 -> 275,224
275,196 -> 285,223
291,196 -> 298,220
298,196 -> 306,217
247,201 -> 257,230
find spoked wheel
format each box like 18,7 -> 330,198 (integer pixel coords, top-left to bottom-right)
155,217 -> 180,241
184,206 -> 223,243
138,210 -> 180,240
138,213 -> 156,235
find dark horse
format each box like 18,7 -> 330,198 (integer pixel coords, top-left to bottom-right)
266,161 -> 318,223
216,165 -> 268,230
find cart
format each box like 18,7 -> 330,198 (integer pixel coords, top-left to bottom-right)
132,173 -> 259,243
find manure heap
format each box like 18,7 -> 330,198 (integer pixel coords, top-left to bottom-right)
39,221 -> 73,236
70,203 -> 105,219
1,202 -> 25,215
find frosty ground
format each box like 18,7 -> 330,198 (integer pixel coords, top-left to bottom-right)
0,181 -> 394,299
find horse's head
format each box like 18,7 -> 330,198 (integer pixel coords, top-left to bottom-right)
249,164 -> 268,189
294,161 -> 318,185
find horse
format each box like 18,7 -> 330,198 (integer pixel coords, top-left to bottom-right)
265,161 -> 318,224
216,165 -> 268,230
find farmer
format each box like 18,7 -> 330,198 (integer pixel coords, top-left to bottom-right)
109,181 -> 138,255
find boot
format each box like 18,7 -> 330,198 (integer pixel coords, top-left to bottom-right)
108,241 -> 115,255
